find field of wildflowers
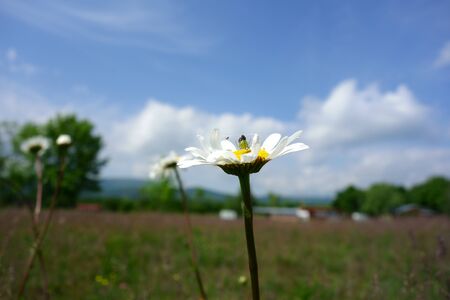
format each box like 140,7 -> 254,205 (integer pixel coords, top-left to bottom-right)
1,210 -> 449,299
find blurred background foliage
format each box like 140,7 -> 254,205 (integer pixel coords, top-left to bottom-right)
1,114 -> 449,216
98,180 -> 243,214
333,177 -> 450,216
0,114 -> 106,207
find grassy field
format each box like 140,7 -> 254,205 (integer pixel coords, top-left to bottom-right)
0,209 -> 449,300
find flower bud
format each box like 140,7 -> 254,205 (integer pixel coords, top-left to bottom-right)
21,136 -> 50,156
56,134 -> 72,147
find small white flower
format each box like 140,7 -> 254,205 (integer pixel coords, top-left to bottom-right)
56,134 -> 72,146
178,129 -> 309,175
149,151 -> 187,179
21,136 -> 50,156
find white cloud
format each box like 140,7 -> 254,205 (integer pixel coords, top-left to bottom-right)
1,78 -> 449,197
6,48 -> 17,62
434,41 -> 450,68
111,100 -> 285,155
258,146 -> 450,196
0,77 -> 118,141
348,147 -> 450,187
0,78 -> 55,122
2,48 -> 37,76
299,79 -> 429,149
0,1 -> 213,54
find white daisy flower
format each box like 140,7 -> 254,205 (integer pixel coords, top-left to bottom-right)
149,151 -> 187,179
20,136 -> 50,156
178,129 -> 309,175
56,134 -> 72,146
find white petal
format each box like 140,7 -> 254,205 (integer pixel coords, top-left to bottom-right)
185,147 -> 207,159
220,140 -> 237,151
178,159 -> 211,168
248,134 -> 260,157
218,151 -> 240,163
207,150 -> 232,163
286,130 -> 303,145
277,143 -> 310,157
197,134 -> 209,152
241,153 -> 256,163
262,133 -> 281,152
250,134 -> 259,148
210,129 -> 221,150
206,150 -> 235,165
268,136 -> 288,159
251,143 -> 261,156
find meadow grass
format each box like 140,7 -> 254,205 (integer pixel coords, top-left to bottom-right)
0,209 -> 449,299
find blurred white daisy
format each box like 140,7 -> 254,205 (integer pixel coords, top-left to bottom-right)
178,129 -> 309,175
56,134 -> 72,146
149,151 -> 187,179
20,136 -> 50,156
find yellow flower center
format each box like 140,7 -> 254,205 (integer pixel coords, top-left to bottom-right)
233,148 -> 251,160
258,148 -> 269,159
232,148 -> 270,161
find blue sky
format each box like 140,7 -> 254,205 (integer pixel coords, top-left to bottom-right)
1,0 -> 450,196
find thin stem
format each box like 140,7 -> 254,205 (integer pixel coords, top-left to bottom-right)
34,155 -> 43,224
238,174 -> 260,300
33,154 -> 51,299
17,154 -> 66,299
173,167 -> 208,300
0,175 -> 50,299
34,230 -> 51,300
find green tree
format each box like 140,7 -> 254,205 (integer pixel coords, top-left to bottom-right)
0,124 -> 7,177
268,192 -> 281,207
0,122 -> 34,206
193,187 -> 206,201
139,178 -> 180,211
362,183 -> 407,216
0,126 -> 5,173
11,114 -> 106,207
188,187 -> 223,213
333,185 -> 365,213
222,193 -> 242,215
409,176 -> 450,214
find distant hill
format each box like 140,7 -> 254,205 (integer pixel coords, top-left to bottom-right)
80,178 -> 230,200
81,178 -> 332,205
81,178 -> 147,199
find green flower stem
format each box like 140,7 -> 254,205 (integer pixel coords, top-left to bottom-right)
31,219 -> 50,300
33,154 -> 51,298
238,174 -> 260,300
33,154 -> 50,296
33,154 -> 50,298
17,153 -> 67,300
34,155 -> 43,224
0,179 -> 50,299
173,167 -> 208,300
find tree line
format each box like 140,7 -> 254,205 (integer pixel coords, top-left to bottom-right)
332,177 -> 450,216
